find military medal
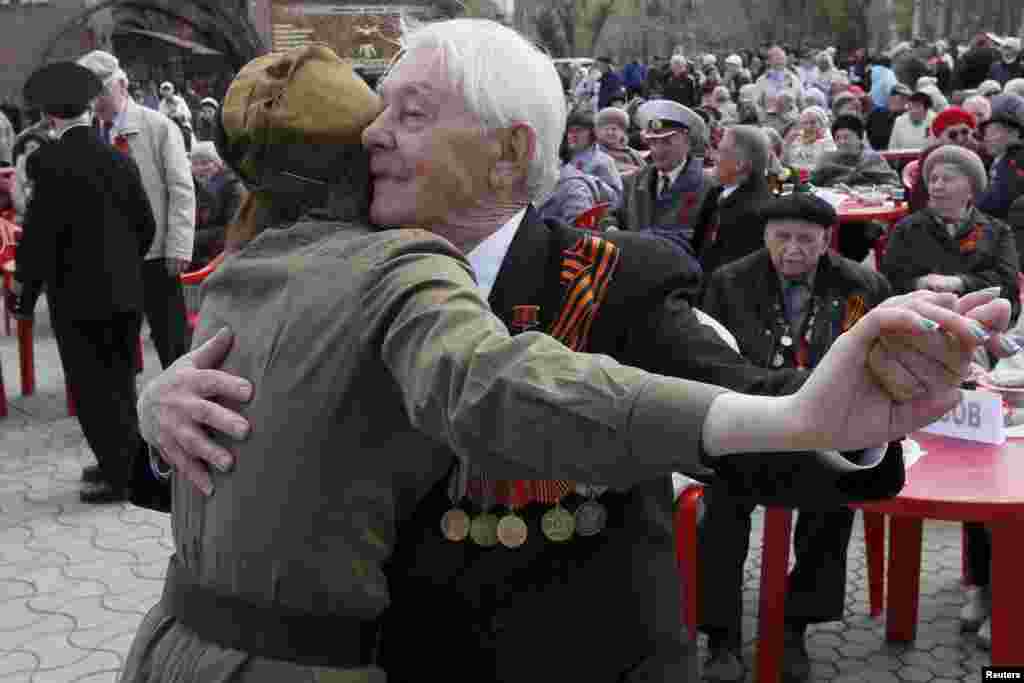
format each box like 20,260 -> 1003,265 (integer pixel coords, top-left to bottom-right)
441,508 -> 471,542
540,480 -> 575,542
574,483 -> 608,537
470,513 -> 500,547
470,473 -> 500,548
780,335 -> 793,347
497,481 -> 529,549
772,353 -> 784,367
511,305 -> 541,333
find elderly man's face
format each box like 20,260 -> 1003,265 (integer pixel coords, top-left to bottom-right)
765,220 -> 829,279
908,100 -> 928,122
93,79 -> 127,123
833,128 -> 863,156
363,47 -> 512,230
768,48 -> 787,71
671,61 -> 687,76
984,121 -> 1022,158
191,157 -> 222,182
596,122 -> 625,148
715,130 -> 747,185
645,130 -> 690,173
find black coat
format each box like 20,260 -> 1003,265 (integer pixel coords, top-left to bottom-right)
662,72 -> 699,107
15,125 -> 155,319
380,208 -> 906,683
881,207 -> 1020,323
702,248 -> 893,371
691,175 -> 772,278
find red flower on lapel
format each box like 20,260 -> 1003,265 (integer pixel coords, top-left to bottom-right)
678,191 -> 699,223
959,223 -> 983,254
113,134 -> 132,157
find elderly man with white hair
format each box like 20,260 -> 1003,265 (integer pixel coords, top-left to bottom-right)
77,50 -> 195,373
990,37 -> 1024,85
121,18 -> 1020,683
751,45 -> 803,122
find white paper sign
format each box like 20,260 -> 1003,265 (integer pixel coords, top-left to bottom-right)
920,389 -> 1005,444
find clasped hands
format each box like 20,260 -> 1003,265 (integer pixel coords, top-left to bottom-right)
139,288 -> 1017,496
916,273 -> 965,294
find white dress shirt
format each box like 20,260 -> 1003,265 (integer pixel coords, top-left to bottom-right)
466,208 -> 527,299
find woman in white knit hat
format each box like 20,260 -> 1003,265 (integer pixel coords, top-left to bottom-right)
595,106 -> 646,176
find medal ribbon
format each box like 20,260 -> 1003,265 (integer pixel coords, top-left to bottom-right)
463,234 -> 622,508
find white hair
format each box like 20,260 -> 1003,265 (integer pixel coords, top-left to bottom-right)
397,19 -> 565,201
1005,78 -> 1024,99
190,140 -> 222,164
670,54 -> 687,68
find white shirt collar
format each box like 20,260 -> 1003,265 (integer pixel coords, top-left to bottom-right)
659,159 -> 688,189
466,208 -> 528,300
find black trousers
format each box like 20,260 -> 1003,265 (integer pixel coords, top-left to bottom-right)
964,522 -> 991,587
698,485 -> 856,649
142,259 -> 188,369
51,308 -> 144,491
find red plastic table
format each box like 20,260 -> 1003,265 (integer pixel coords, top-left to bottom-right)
852,432 -> 1024,664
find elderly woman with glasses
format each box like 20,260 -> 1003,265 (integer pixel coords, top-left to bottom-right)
882,144 -> 1019,322
908,107 -> 991,212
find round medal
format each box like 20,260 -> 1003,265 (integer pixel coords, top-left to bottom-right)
541,505 -> 576,542
574,500 -> 607,537
772,353 -> 784,368
440,508 -> 471,542
470,513 -> 500,547
780,335 -> 793,347
496,514 -> 529,548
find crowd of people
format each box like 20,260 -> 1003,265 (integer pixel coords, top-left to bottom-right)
1,19 -> 1023,683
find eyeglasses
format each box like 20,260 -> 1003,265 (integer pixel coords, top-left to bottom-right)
944,129 -> 972,140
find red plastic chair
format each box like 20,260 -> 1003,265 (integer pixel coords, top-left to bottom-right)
573,202 -> 611,231
180,252 -> 225,331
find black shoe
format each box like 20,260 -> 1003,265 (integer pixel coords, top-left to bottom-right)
80,481 -> 129,504
781,626 -> 811,682
81,464 -> 104,484
703,646 -> 744,682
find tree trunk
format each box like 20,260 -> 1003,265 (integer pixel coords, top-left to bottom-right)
911,0 -> 923,39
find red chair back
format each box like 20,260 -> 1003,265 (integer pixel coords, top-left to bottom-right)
180,252 -> 226,330
573,202 -> 611,231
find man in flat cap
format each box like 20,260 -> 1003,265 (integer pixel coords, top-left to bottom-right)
11,62 -> 156,504
77,50 -> 195,376
977,94 -> 1024,221
609,98 -> 710,259
699,194 -> 894,681
131,21 -> 1020,683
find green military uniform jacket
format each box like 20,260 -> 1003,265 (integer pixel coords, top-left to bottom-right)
121,218 -> 729,682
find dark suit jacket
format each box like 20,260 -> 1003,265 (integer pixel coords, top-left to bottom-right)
15,125 -> 155,319
691,175 -> 772,278
380,209 -> 906,683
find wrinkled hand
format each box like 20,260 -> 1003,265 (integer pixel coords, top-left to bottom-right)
138,327 -> 252,496
165,258 -> 191,277
790,289 -> 1014,452
917,274 -> 964,293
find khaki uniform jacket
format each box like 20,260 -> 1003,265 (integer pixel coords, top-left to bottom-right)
121,219 -> 727,682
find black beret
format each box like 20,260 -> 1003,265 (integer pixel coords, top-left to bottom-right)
831,114 -> 865,138
759,193 -> 837,228
23,62 -> 102,119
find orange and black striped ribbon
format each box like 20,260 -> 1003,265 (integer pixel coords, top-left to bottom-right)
466,233 -> 622,509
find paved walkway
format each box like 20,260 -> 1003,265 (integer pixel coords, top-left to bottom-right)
0,301 -> 997,681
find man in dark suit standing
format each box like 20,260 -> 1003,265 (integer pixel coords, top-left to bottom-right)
10,62 -> 156,504
699,194 -> 893,681
692,124 -> 773,278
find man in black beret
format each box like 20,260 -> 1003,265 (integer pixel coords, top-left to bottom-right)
11,61 -> 157,504
699,193 -> 894,682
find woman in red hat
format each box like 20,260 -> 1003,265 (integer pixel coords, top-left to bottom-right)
908,106 -> 991,212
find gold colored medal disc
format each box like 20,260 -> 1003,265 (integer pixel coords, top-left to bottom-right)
470,512 -> 500,547
541,505 -> 576,542
496,514 -> 529,548
440,508 -> 471,542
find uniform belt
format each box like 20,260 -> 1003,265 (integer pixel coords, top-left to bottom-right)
163,556 -> 379,669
